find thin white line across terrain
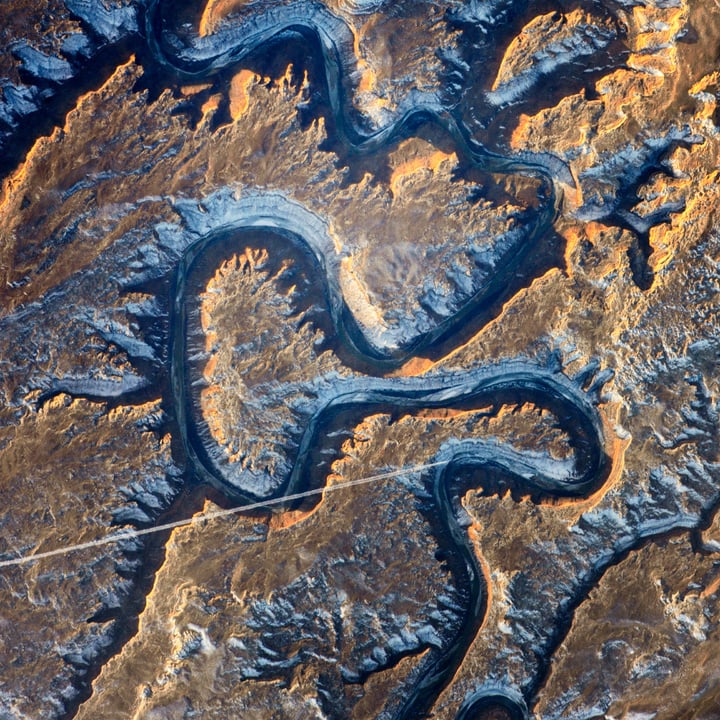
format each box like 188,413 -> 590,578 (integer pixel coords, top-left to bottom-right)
0,461 -> 448,569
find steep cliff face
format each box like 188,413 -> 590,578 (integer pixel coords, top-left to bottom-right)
1,2 -> 720,719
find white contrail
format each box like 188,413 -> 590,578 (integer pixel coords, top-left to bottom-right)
0,461 -> 448,569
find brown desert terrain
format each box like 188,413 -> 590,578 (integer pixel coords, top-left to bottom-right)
1,1 -> 720,718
